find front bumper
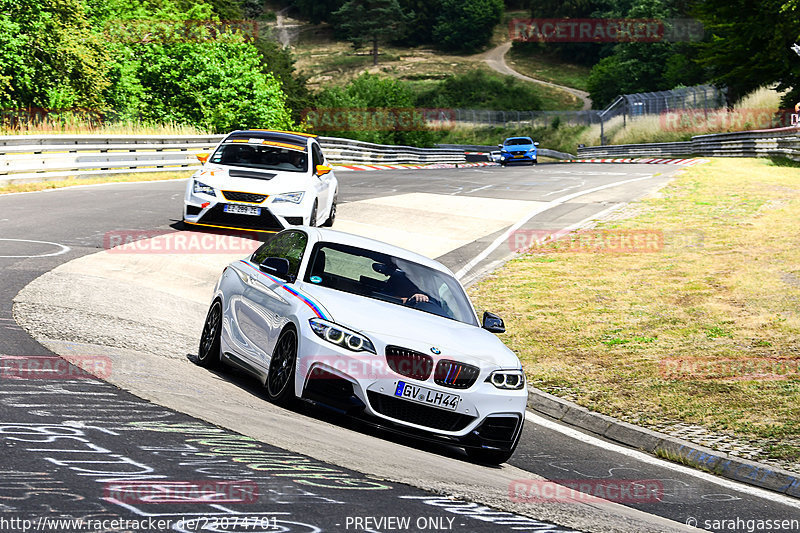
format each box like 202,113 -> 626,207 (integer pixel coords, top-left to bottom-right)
501,153 -> 537,164
296,334 -> 527,450
184,193 -> 311,233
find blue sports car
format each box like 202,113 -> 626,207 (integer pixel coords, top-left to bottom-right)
498,137 -> 539,166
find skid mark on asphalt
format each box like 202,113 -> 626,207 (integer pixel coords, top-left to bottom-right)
335,193 -> 545,258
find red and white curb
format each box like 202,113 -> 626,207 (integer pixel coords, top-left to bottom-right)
333,162 -> 498,172
561,158 -> 709,166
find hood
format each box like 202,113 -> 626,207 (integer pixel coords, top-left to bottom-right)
503,143 -> 536,151
299,282 -> 520,369
196,165 -> 309,195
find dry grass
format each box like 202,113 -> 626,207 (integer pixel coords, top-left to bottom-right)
290,25 -> 582,111
579,87 -> 789,147
1,118 -> 208,136
0,171 -> 193,194
469,158 -> 800,461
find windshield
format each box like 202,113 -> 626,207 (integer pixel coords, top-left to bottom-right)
210,142 -> 308,173
304,242 -> 478,326
505,138 -> 533,146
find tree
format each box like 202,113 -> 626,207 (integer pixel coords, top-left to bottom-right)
292,0 -> 345,23
432,0 -> 503,53
395,0 -> 441,45
332,0 -> 410,65
694,0 -> 800,105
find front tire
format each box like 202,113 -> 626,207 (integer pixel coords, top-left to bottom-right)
197,300 -> 222,368
322,194 -> 337,227
309,200 -> 318,227
265,328 -> 298,405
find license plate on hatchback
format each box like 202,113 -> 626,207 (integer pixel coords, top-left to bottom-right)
224,204 -> 261,216
513,155 -> 525,158
394,381 -> 460,411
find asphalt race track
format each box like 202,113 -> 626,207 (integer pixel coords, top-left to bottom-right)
2,163 -> 798,532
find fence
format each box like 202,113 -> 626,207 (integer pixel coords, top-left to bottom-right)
576,126 -> 800,160
596,85 -> 727,145
450,109 -> 600,128
446,86 -> 726,139
0,134 -> 466,185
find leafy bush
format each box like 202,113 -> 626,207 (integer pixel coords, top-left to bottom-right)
1,0 -> 299,133
110,40 -> 292,132
313,73 -> 439,146
414,70 -> 542,111
0,0 -> 110,109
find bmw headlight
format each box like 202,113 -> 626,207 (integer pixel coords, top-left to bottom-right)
273,192 -> 305,204
193,180 -> 215,196
309,318 -> 376,354
487,369 -> 525,390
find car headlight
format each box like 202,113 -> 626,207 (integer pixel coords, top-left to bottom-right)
309,318 -> 376,354
487,369 -> 525,390
273,192 -> 305,204
193,180 -> 215,196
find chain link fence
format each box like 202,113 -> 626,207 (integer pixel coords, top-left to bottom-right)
449,85 -> 727,146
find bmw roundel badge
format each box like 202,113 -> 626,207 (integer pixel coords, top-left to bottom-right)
431,347 -> 441,355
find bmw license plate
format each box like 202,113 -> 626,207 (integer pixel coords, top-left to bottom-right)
224,204 -> 261,216
394,381 -> 460,411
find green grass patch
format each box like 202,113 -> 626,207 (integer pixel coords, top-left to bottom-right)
507,47 -> 592,91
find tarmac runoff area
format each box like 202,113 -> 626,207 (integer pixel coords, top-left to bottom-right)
12,190 -> 700,533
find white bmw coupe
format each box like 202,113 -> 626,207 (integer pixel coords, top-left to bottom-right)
196,227 -> 527,464
183,130 -> 337,233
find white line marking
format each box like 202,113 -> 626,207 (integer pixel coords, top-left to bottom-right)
543,182 -> 585,197
0,238 -> 71,258
465,184 -> 493,194
524,411 -> 800,508
455,174 -> 657,279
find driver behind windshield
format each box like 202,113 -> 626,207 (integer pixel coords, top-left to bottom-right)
375,261 -> 429,304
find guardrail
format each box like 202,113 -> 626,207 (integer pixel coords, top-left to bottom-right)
577,127 -> 800,160
0,134 -> 466,185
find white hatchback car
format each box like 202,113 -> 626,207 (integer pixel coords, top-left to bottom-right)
196,227 -> 527,464
183,130 -> 338,233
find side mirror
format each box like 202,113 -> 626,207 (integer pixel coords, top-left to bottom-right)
497,144 -> 503,149
534,142 -> 540,146
482,311 -> 505,333
260,257 -> 294,282
316,164 -> 333,177
196,153 -> 210,164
